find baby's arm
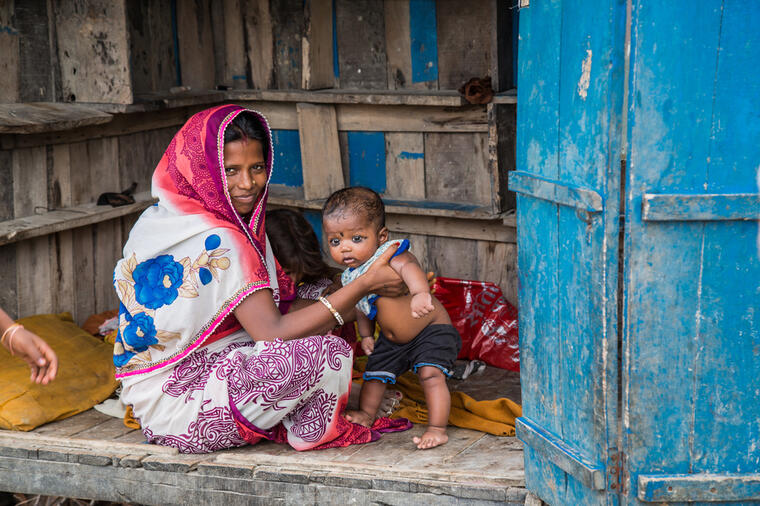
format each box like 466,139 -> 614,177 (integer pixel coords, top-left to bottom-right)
356,311 -> 376,355
390,251 -> 435,318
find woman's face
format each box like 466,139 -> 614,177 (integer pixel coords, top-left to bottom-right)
224,139 -> 267,216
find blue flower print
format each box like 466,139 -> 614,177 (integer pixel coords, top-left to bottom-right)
205,234 -> 221,250
122,312 -> 158,352
133,255 -> 185,309
199,267 -> 213,285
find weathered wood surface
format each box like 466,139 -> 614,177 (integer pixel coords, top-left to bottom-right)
0,192 -> 156,247
301,0 -> 334,90
0,103 -> 112,134
0,367 -> 526,505
54,0 -> 132,104
126,0 -> 177,95
243,0 -> 275,89
176,0 -> 216,92
297,103 -> 344,200
335,0 -> 387,90
0,3 -> 19,103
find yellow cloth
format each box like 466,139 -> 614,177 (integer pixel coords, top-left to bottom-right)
0,312 -> 118,431
123,405 -> 140,429
353,359 -> 522,436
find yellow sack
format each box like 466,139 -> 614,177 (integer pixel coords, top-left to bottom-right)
0,312 -> 118,431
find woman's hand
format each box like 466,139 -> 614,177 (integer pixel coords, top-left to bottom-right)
359,244 -> 404,293
374,271 -> 436,297
11,328 -> 58,384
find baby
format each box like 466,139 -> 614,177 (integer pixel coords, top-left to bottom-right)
322,187 -> 461,449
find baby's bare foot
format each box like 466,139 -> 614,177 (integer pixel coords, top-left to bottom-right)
413,426 -> 448,449
345,409 -> 374,427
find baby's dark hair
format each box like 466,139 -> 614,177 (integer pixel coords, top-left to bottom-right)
322,186 -> 385,229
266,208 -> 334,283
224,111 -> 269,161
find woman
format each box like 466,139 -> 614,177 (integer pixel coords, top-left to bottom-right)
113,105 -> 406,453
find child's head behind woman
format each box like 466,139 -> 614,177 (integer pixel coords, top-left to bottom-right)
322,187 -> 389,269
266,208 -> 334,285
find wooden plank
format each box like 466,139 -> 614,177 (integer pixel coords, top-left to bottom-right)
0,192 -> 156,247
89,137 -> 120,198
424,132 -> 491,206
0,107 -> 195,151
386,214 -> 515,243
489,103 -> 517,211
126,0 -> 177,95
385,1 -> 417,90
337,104 -> 488,132
270,0 -> 304,89
94,219 -> 122,314
642,192 -> 760,221
638,473 -> 760,503
427,236 -> 478,281
435,0 -> 493,90
31,409 -> 112,437
52,230 -> 76,315
302,0 -> 334,90
222,0 -> 247,89
74,417 -> 138,442
2,429 -> 177,456
392,232 -> 429,272
12,146 -> 48,219
335,0 -> 387,89
242,0 -> 274,89
384,132 -> 425,199
346,132 -> 386,191
72,225 -> 95,326
0,4 -> 19,103
15,0 -> 54,102
408,0 -> 439,86
0,148 -> 17,317
476,240 -> 518,305
54,0 -> 132,104
238,101 -> 299,130
176,0 -> 216,91
297,103 -> 344,199
232,88 -> 466,105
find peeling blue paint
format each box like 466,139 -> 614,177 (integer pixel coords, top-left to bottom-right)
409,0 -> 438,83
270,130 -> 303,187
347,132 -> 386,193
398,151 -> 424,160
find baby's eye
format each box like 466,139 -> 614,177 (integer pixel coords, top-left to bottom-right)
329,238 -> 340,247
352,235 -> 363,243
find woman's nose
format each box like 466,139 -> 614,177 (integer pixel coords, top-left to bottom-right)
237,169 -> 254,189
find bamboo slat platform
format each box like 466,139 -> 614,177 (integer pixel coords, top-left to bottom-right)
0,368 -> 525,505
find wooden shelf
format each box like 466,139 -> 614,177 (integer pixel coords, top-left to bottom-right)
268,185 -> 512,222
0,103 -> 113,134
0,192 -> 156,246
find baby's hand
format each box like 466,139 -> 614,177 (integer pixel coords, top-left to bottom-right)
410,292 -> 434,318
360,336 -> 375,355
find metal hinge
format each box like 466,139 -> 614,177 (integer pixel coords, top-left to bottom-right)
609,450 -> 626,494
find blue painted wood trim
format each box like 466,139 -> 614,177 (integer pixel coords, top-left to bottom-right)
642,193 -> 760,221
508,171 -> 603,212
409,0 -> 438,83
516,417 -> 606,491
639,473 -> 760,502
347,131 -> 386,193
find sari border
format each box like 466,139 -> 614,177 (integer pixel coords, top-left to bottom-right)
115,281 -> 270,379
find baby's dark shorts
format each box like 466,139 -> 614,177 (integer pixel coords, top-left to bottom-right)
363,324 -> 462,383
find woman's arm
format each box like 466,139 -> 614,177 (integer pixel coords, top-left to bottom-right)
0,308 -> 58,384
235,244 -> 402,341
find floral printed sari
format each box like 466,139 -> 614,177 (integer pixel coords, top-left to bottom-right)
113,105 -> 407,453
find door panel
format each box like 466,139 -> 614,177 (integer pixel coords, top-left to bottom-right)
623,1 -> 760,504
513,0 -> 627,504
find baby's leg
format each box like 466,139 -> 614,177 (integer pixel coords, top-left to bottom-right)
413,366 -> 450,449
345,379 -> 387,427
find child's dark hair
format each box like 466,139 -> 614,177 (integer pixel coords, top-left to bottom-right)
322,186 -> 385,229
266,208 -> 334,283
224,111 -> 269,161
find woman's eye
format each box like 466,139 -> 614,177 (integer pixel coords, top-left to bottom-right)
352,235 -> 363,243
252,165 -> 266,172
224,167 -> 236,175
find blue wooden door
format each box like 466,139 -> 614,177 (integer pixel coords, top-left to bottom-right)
510,0 -> 628,504
622,2 -> 760,504
514,1 -> 760,504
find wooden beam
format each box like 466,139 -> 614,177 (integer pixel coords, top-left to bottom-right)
297,103 -> 344,200
386,213 -> 515,243
0,103 -> 113,135
336,104 -> 487,132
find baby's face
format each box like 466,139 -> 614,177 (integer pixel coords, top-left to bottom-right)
323,212 -> 387,269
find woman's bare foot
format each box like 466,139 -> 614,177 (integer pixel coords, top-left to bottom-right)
345,409 -> 374,427
413,425 -> 448,449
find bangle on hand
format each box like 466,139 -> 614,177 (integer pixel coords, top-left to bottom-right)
1,323 -> 23,356
319,296 -> 344,326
